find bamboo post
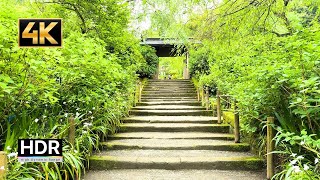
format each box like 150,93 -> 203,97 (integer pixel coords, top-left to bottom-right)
205,87 -> 209,110
234,101 -> 240,143
267,117 -> 275,180
216,90 -> 221,124
197,87 -> 200,102
0,151 -> 7,180
133,91 -> 136,107
226,96 -> 230,109
68,116 -> 75,147
212,100 -> 216,117
201,87 -> 205,106
138,82 -> 142,103
132,82 -> 137,107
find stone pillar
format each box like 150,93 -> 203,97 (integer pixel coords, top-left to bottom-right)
186,51 -> 190,79
183,59 -> 187,79
183,52 -> 190,79
153,63 -> 159,79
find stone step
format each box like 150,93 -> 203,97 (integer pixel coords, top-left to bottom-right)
144,85 -> 195,89
136,101 -> 201,106
120,123 -> 229,133
87,79 -> 263,177
84,169 -> 266,180
145,83 -> 193,86
101,139 -> 250,151
142,89 -> 197,93
143,89 -> 195,93
147,81 -> 192,84
149,79 -> 191,81
122,116 -> 215,124
141,98 -> 197,102
142,96 -> 196,99
131,105 -> 205,110
143,88 -> 195,92
146,84 -> 193,87
143,87 -> 195,91
142,93 -> 197,97
129,110 -> 211,116
143,89 -> 196,93
109,132 -> 233,140
89,155 -> 263,171
94,150 -> 255,158
146,81 -> 192,83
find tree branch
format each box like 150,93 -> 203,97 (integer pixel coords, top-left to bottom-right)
43,1 -> 87,33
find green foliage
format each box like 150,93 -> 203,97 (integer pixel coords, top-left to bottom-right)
187,0 -> 320,178
137,45 -> 159,78
140,0 -> 320,178
0,0 -> 148,179
159,57 -> 184,79
189,45 -> 211,78
273,129 -> 320,179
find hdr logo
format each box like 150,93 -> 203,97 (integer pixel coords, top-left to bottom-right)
18,18 -> 62,47
18,139 -> 63,162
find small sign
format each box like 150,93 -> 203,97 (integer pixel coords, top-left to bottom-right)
18,18 -> 62,47
18,139 -> 63,162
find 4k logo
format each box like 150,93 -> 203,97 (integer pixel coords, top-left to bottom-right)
19,19 -> 62,47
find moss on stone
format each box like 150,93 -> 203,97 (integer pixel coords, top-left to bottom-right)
89,155 -> 265,171
223,111 -> 235,127
242,157 -> 265,170
228,143 -> 251,151
216,157 -> 264,170
89,156 -> 117,170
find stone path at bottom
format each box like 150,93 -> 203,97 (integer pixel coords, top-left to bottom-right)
84,170 -> 265,180
84,80 -> 265,180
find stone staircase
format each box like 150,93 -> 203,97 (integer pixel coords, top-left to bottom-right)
86,80 -> 265,179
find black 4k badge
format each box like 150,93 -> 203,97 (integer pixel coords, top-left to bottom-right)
19,18 -> 62,47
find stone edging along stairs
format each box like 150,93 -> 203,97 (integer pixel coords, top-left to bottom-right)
88,80 -> 265,177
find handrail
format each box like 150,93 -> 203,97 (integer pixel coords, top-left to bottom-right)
205,87 -> 209,110
216,90 -> 221,124
133,79 -> 144,105
267,117 -> 275,179
198,87 -> 239,143
197,85 -> 275,179
234,101 -> 240,143
194,85 -> 239,141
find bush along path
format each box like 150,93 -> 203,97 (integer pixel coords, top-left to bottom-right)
0,1 -> 162,179
86,80 -> 265,179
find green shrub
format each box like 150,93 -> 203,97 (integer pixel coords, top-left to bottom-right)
158,57 -> 184,79
137,45 -> 159,78
189,45 -> 211,78
186,0 -> 320,178
0,0 -> 144,179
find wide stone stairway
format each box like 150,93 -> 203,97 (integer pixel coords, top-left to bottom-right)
86,80 -> 265,180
